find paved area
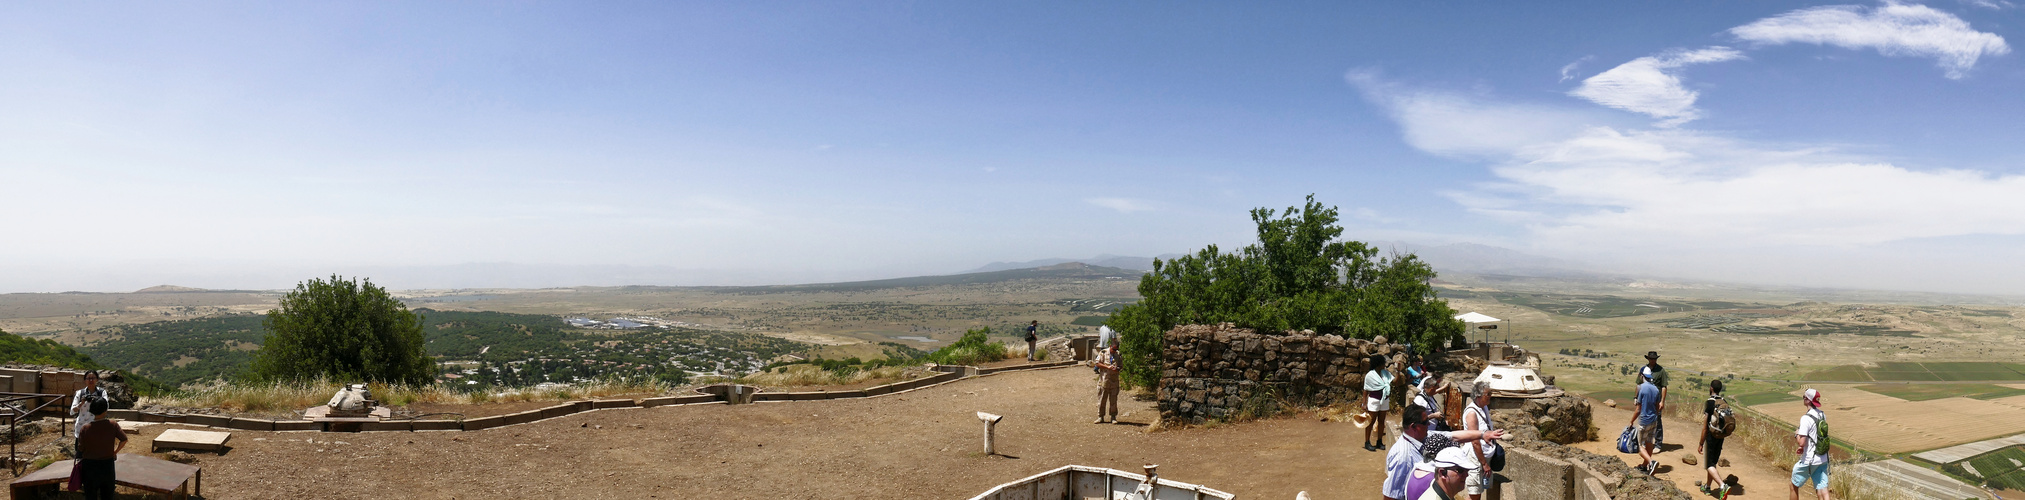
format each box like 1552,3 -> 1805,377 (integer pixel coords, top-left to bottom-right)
1913,433 -> 2025,464
1848,459 -> 1995,500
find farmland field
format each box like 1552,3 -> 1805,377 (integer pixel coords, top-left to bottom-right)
1804,362 -> 2025,382
1750,384 -> 2025,453
1856,384 -> 2025,402
1730,391 -> 1802,406
1965,447 -> 2025,490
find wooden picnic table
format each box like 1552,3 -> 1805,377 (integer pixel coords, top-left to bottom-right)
9,454 -> 199,499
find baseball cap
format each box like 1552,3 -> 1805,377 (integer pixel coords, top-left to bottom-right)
1432,446 -> 1480,471
1802,388 -> 1821,407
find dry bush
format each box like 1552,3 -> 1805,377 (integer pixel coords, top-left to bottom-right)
142,377 -> 674,414
738,364 -> 915,387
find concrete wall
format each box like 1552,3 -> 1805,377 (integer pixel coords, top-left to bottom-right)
1158,324 -> 1409,425
1505,446 -> 1576,500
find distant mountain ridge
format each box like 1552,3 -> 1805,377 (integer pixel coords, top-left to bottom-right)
963,244 -> 1591,278
962,254 -> 1184,273
718,262 -> 1145,293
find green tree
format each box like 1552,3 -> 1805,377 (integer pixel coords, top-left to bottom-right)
249,275 -> 435,385
1112,195 -> 1464,388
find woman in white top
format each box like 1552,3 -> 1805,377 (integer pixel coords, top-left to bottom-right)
1363,354 -> 1394,451
70,370 -> 107,437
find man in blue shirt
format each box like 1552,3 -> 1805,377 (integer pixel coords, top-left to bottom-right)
1629,371 -> 1662,475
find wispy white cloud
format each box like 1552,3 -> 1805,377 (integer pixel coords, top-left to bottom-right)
1086,197 -> 1157,213
1558,56 -> 1593,82
1957,0 -> 2014,9
1350,207 -> 1399,224
1567,47 -> 1744,126
1729,2 -> 2010,79
1361,77 -> 2025,257
1349,70 -> 1630,158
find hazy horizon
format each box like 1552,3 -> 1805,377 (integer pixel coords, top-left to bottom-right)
5,2 -> 2024,296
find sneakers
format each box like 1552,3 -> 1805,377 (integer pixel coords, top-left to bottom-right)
1095,418 -> 1106,424
1363,443 -> 1376,452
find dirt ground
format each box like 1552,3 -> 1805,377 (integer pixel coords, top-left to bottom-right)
1581,401 -> 1796,500
60,367 -> 1390,499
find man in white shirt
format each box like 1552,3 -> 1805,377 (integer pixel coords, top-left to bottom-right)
1790,389 -> 1831,500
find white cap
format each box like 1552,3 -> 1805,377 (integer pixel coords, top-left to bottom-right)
1802,388 -> 1821,407
1432,446 -> 1480,471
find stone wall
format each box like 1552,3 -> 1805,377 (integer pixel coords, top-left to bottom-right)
1158,323 -> 1410,425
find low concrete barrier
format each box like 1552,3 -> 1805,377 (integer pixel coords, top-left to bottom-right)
184,414 -> 232,428
272,420 -> 320,431
360,420 -> 412,432
641,395 -> 715,407
227,418 -> 275,432
1579,478 -> 1610,500
135,361 -> 1081,434
592,399 -> 636,409
412,420 -> 463,431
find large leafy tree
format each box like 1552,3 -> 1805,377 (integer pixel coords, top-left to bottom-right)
1113,195 -> 1464,388
249,275 -> 435,385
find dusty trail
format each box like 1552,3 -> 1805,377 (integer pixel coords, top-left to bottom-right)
1581,401 -> 1797,500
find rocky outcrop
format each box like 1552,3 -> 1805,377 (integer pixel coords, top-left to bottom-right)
1158,323 -> 1411,425
1492,393 -> 1596,445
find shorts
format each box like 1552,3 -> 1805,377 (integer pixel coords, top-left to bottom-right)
1465,468 -> 1486,496
1367,396 -> 1391,413
1704,438 -> 1724,468
1636,421 -> 1659,448
1792,461 -> 1829,490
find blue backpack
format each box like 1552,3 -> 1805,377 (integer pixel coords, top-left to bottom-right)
1616,425 -> 1639,454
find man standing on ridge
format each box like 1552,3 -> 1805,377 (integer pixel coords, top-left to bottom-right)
1025,320 -> 1040,361
1790,389 -> 1832,500
1638,351 -> 1669,445
1094,343 -> 1121,424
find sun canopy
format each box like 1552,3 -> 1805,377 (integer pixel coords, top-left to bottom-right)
1453,312 -> 1501,323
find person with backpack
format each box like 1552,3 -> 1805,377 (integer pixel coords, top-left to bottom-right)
1024,321 -> 1040,361
1791,389 -> 1832,500
1629,370 -> 1662,475
1699,379 -> 1736,498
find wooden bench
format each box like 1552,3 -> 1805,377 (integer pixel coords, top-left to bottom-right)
9,455 -> 200,499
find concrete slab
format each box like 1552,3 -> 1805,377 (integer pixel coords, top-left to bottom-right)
411,420 -> 462,431
153,428 -> 231,452
461,415 -> 507,431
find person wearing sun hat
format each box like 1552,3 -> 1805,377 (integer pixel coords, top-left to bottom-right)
1637,351 -> 1668,445
1790,389 -> 1832,500
1413,446 -> 1482,500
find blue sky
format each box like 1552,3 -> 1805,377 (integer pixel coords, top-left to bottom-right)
3,1 -> 2023,294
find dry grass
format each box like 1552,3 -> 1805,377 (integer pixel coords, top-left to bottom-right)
141,377 -> 674,415
737,364 -> 917,387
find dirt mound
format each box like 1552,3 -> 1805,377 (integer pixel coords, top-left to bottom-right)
1514,440 -> 1692,500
